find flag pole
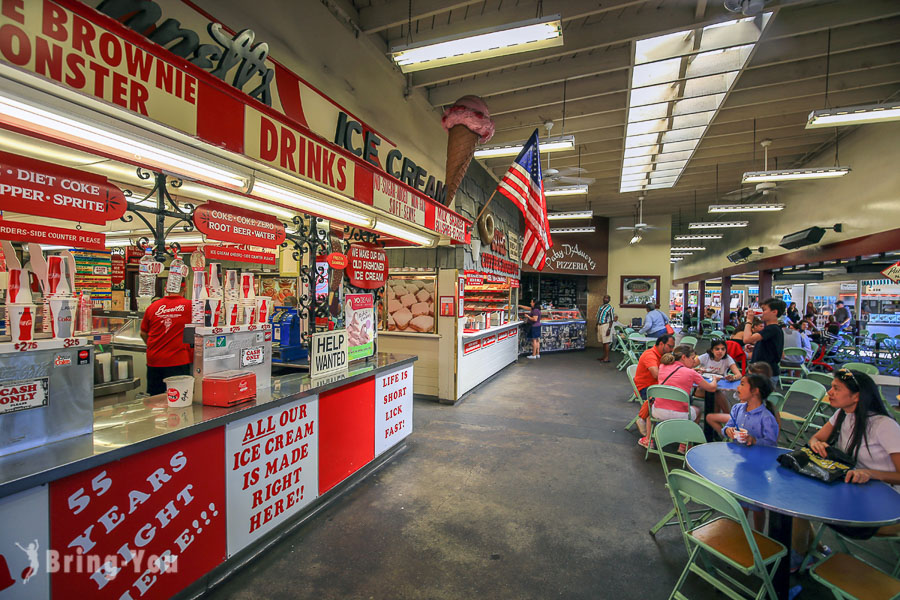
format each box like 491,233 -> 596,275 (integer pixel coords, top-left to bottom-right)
475,189 -> 499,223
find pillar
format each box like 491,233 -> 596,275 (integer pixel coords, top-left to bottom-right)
720,275 -> 732,330
759,270 -> 773,301
698,280 -> 706,333
682,282 -> 689,326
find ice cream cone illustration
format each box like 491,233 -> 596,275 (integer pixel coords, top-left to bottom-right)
441,95 -> 495,206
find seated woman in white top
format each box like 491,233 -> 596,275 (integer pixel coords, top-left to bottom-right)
794,368 -> 900,555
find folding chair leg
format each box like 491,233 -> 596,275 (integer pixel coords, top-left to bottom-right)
650,507 -> 677,535
625,414 -> 639,431
668,545 -> 700,600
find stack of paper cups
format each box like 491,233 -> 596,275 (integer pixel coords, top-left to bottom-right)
224,270 -> 239,302
240,272 -> 255,300
225,302 -> 240,326
204,298 -> 222,327
7,304 -> 35,343
49,297 -> 77,338
256,296 -> 271,324
241,301 -> 256,325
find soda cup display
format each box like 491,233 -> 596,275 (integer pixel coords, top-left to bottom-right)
241,272 -> 255,300
205,299 -> 222,327
164,375 -> 195,407
49,297 -> 77,338
256,296 -> 271,324
243,304 -> 255,325
226,302 -> 240,326
8,304 -> 35,343
47,256 -> 63,296
7,269 -> 32,304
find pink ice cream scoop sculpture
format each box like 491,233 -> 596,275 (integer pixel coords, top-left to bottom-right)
441,95 -> 495,206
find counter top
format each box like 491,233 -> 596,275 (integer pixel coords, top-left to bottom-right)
461,320 -> 523,339
0,352 -> 417,499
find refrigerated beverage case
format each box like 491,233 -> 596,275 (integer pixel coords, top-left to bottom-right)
138,249 -> 155,297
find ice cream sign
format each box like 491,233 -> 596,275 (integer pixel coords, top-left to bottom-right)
0,151 -> 126,224
346,294 -> 375,361
346,244 -> 388,290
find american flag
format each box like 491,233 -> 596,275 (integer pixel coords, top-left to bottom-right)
496,129 -> 552,270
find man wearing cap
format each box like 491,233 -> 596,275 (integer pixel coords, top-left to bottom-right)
140,278 -> 192,395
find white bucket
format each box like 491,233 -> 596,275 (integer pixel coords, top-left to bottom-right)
164,375 -> 195,407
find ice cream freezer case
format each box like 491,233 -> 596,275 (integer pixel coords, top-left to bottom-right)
519,308 -> 586,354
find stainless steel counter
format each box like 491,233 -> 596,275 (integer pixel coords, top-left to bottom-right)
0,352 -> 417,499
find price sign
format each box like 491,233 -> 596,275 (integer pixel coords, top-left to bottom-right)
193,201 -> 285,248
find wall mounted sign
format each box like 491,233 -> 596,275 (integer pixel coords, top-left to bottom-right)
204,246 -> 277,265
543,242 -> 598,274
310,329 -> 348,377
345,244 -> 388,289
0,0 -> 470,245
463,339 -> 481,355
480,252 -> 518,276
0,219 -> 105,250
620,275 -> 661,308
879,262 -> 900,283
326,252 -> 348,269
193,201 -> 285,248
439,296 -> 455,317
0,151 -> 126,224
491,228 -> 507,256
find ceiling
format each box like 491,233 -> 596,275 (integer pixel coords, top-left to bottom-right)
329,0 -> 900,220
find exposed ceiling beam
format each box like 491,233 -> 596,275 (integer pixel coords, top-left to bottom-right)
359,0 -> 483,34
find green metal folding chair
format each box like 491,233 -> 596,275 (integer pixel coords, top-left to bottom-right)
780,347 -> 809,386
841,362 -> 879,376
810,552 -> 900,600
807,371 -> 833,389
778,379 -> 828,449
648,421 -> 710,543
643,384 -> 692,462
710,330 -> 726,340
680,335 -> 699,349
804,522 -> 900,578
625,364 -> 640,403
666,470 -> 787,600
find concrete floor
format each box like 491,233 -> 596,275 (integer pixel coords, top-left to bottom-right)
205,347 -> 891,600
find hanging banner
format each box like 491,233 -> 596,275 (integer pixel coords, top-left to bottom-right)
0,151 -> 127,224
193,201 -> 286,248
0,219 -> 105,250
204,246 -> 277,265
345,244 -> 388,290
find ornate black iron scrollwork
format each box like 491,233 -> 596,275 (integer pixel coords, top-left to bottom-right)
284,215 -> 333,349
120,169 -> 194,262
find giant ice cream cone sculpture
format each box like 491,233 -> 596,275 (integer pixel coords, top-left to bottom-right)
441,95 -> 495,206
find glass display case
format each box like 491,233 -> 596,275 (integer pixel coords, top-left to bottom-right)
463,274 -> 514,326
91,310 -> 144,397
519,306 -> 586,354
381,274 -> 437,334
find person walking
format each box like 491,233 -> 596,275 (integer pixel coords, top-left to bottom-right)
639,302 -> 669,339
596,295 -> 615,363
834,300 -> 853,331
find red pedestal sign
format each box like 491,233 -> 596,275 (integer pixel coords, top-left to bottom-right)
345,244 -> 388,289
193,201 -> 286,248
204,246 -> 277,265
0,151 -> 126,224
49,428 -> 227,600
0,219 -> 105,250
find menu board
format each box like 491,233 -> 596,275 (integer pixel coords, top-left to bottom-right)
72,249 -> 112,309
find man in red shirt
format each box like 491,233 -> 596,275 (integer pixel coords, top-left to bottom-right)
140,280 -> 193,395
633,334 -> 676,399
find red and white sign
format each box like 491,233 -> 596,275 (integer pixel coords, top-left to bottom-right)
0,151 -> 126,224
0,219 -> 105,250
111,254 -> 126,285
225,398 -> 318,556
345,244 -> 388,289
326,252 -> 348,269
465,274 -> 484,287
204,246 -> 277,265
240,346 -> 266,368
498,330 -> 509,341
463,339 -> 481,355
0,378 -> 49,416
428,203 -> 468,244
372,172 -> 426,227
375,366 -> 413,457
193,201 -> 285,248
482,334 -> 497,348
882,261 -> 900,284
49,429 -> 227,600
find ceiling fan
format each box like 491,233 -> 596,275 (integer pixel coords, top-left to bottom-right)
615,195 -> 657,244
720,139 -> 779,203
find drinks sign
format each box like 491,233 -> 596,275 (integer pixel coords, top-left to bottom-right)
0,152 -> 127,224
345,244 -> 388,289
194,201 -> 286,248
204,246 -> 277,265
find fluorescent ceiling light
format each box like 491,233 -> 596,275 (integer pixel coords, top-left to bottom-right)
689,221 -> 748,229
674,233 -> 723,240
252,180 -> 373,228
741,167 -> 851,183
0,92 -> 247,189
671,245 -> 706,251
630,233 -> 643,244
547,210 -> 593,220
373,218 -> 437,246
544,185 -> 589,197
806,102 -> 900,128
671,251 -> 694,256
475,135 -> 574,158
550,227 -> 595,234
709,203 -> 785,213
390,15 -> 563,73
178,182 -> 294,220
670,257 -> 684,262
620,15 -> 771,194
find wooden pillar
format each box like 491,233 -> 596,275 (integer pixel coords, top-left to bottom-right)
759,270 -> 773,301
720,275 -> 732,330
698,280 -> 706,333
682,282 -> 690,326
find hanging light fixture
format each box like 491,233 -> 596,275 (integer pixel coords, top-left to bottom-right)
807,102 -> 900,128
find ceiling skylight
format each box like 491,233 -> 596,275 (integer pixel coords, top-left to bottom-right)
620,14 -> 772,194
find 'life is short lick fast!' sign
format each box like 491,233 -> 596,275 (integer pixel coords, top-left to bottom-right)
375,366 -> 413,456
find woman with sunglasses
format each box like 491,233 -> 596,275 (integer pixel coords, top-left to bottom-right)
792,368 -> 900,567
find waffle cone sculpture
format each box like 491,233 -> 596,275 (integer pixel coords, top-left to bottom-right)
441,95 -> 495,206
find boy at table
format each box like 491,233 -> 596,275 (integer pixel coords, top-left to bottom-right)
742,297 -> 786,389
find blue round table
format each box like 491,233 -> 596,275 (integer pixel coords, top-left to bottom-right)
686,442 -> 900,599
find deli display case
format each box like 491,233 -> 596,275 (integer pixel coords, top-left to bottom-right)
381,273 -> 437,334
519,306 -> 586,354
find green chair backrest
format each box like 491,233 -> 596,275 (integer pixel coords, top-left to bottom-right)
769,392 -> 786,412
647,384 -> 691,406
841,362 -> 879,375
783,347 -> 807,358
725,326 -> 736,334
710,330 -> 726,339
626,364 -> 640,396
806,372 -> 834,389
625,328 -> 635,334
667,470 -> 747,530
810,341 -> 819,355
653,420 -> 706,480
680,335 -> 698,348
873,333 -> 889,342
784,379 -> 827,405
